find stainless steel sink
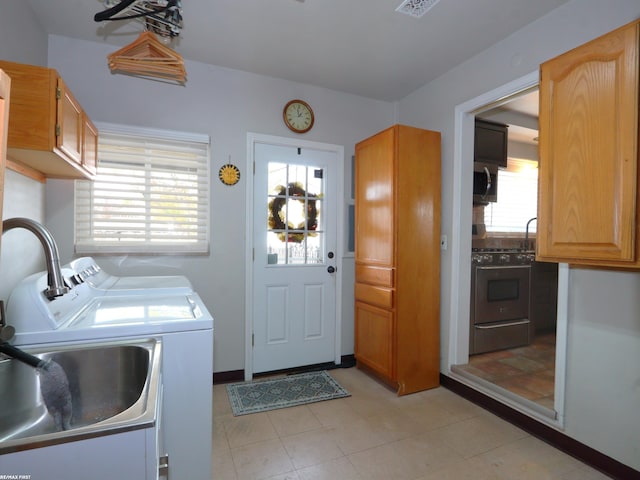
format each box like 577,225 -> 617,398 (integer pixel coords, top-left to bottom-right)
0,339 -> 161,454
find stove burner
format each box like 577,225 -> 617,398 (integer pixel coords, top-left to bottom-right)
471,249 -> 535,265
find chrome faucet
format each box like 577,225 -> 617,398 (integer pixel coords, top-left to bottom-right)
524,217 -> 537,251
2,217 -> 69,300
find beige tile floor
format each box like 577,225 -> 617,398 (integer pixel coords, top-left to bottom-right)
213,367 -> 609,480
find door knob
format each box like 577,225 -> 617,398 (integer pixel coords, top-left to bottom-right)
327,266 -> 336,273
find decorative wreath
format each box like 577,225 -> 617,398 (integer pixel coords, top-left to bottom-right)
268,182 -> 319,243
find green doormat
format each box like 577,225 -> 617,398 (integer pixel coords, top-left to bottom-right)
226,371 -> 350,416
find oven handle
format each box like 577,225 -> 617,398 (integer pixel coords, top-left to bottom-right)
476,319 -> 530,329
475,265 -> 531,271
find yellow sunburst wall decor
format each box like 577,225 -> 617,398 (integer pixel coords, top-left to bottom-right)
219,163 -> 240,186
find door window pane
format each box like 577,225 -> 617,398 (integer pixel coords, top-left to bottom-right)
267,162 -> 324,265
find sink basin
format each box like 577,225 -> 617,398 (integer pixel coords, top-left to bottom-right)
0,339 -> 161,454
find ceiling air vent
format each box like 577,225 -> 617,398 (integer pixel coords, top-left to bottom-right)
395,0 -> 441,18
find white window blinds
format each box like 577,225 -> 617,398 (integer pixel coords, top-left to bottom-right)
485,158 -> 538,233
75,124 -> 210,254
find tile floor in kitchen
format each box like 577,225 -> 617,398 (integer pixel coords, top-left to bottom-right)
212,365 -> 608,480
455,332 -> 556,411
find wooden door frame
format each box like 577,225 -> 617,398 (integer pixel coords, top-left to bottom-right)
448,71 -> 569,428
244,133 -> 345,381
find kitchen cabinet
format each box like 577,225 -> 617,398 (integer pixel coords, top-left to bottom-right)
354,124 -> 440,395
530,261 -> 558,333
474,118 -> 508,167
82,115 -> 98,175
0,69 -> 9,244
0,60 -> 98,180
537,19 -> 640,267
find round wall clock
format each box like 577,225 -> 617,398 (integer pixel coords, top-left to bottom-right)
219,163 -> 241,186
283,99 -> 314,133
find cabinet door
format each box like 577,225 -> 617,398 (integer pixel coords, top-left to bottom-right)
56,77 -> 83,166
0,70 -> 9,243
474,118 -> 508,167
355,127 -> 395,266
354,301 -> 395,381
83,114 -> 98,175
537,20 -> 639,265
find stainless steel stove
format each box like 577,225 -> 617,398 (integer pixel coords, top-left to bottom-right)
470,248 -> 534,354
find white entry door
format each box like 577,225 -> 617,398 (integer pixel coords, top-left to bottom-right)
252,142 -> 339,374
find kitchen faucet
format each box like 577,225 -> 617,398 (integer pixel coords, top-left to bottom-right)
524,217 -> 537,251
2,217 -> 69,300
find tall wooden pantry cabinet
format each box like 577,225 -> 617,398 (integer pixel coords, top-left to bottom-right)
354,124 -> 441,395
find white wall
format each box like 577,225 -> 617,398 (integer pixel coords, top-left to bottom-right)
398,0 -> 640,469
0,171 -> 46,301
43,35 -> 395,373
0,3 -> 49,302
0,2 -> 47,66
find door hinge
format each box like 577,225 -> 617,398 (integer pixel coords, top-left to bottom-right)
253,161 -> 256,175
252,333 -> 255,347
55,124 -> 61,137
252,247 -> 255,261
56,87 -> 61,100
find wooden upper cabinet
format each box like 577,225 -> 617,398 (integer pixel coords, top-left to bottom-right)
82,114 -> 99,176
537,19 -> 640,267
0,60 -> 98,180
0,69 -> 10,242
57,77 -> 83,166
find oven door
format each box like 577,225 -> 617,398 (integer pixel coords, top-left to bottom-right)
473,265 -> 530,324
471,264 -> 531,354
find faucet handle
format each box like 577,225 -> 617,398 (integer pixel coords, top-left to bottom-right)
0,301 -> 15,342
0,325 -> 15,342
44,285 -> 70,300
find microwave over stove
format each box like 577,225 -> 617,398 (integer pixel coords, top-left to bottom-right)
473,162 -> 498,204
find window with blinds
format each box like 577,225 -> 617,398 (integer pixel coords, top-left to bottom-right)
75,124 -> 210,254
485,158 -> 538,233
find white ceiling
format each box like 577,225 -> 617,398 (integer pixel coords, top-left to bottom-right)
480,89 -> 539,145
25,0 -> 570,101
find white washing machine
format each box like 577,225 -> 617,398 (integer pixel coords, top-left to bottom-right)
65,256 -> 194,296
3,258 -> 213,480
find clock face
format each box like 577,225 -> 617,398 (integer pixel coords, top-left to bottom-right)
283,100 -> 314,133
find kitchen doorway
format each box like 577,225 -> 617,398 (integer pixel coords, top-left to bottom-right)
447,72 -> 568,427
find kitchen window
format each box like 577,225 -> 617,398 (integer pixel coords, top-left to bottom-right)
485,158 -> 537,233
74,123 -> 210,254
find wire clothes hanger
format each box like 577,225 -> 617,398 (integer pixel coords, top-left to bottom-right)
95,0 -> 183,37
96,0 -> 186,84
